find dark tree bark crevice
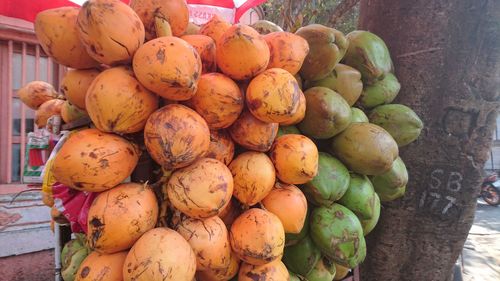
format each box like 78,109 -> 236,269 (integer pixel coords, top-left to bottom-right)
358,1 -> 500,280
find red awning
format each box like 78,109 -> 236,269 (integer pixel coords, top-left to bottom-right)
0,0 -> 266,24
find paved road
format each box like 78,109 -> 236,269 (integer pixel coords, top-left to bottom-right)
462,200 -> 500,281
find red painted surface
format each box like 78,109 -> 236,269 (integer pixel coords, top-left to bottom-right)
0,250 -> 54,281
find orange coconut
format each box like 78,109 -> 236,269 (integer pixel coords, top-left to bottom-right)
123,228 -> 196,281
230,208 -> 285,265
270,134 -> 319,184
246,68 -> 301,123
34,7 -> 98,69
191,73 -> 244,129
35,99 -> 64,127
52,129 -> 139,192
206,129 -> 235,165
228,110 -> 278,152
144,104 -> 210,169
175,216 -> 231,270
85,66 -> 158,134
228,152 -> 276,206
18,81 -> 58,110
199,15 -> 232,45
264,31 -> 309,75
167,158 -> 233,219
77,0 -> 145,65
196,251 -> 240,281
76,251 -> 127,281
261,182 -> 308,234
238,260 -> 289,281
60,101 -> 88,124
280,90 -> 306,126
133,36 -> 202,101
130,0 -> 189,39
216,24 -> 270,80
181,35 -> 217,73
60,69 -> 100,110
87,183 -> 158,254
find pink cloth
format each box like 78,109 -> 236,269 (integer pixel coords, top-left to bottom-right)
52,183 -> 98,234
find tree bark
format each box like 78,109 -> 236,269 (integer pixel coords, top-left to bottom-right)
357,1 -> 500,280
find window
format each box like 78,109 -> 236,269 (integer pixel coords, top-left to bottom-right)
0,39 -> 63,184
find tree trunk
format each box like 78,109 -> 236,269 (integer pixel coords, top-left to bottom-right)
357,1 -> 500,280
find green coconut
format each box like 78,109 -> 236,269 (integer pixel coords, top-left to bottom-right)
369,104 -> 424,147
359,72 -> 401,108
296,24 -> 348,81
343,30 -> 392,84
350,108 -> 369,123
359,193 -> 381,235
330,122 -> 399,175
302,152 -> 350,206
304,64 -> 362,106
298,87 -> 352,139
377,185 -> 406,202
338,173 -> 378,220
277,125 -> 301,138
61,234 -> 90,281
251,20 -> 283,35
310,204 -> 366,268
283,235 -> 322,276
305,256 -> 337,281
371,156 -> 408,191
289,271 -> 306,281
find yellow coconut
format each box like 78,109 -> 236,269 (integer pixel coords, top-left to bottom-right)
270,134 -> 319,184
206,129 -> 235,165
87,183 -> 158,254
238,260 -> 289,281
181,35 -> 217,73
216,24 -> 270,80
51,129 -> 139,192
133,36 -> 202,101
130,0 -> 189,39
261,182 -> 308,234
77,0 -> 145,65
60,69 -> 100,110
35,7 -> 99,69
76,251 -> 127,281
196,252 -> 240,281
228,152 -> 276,206
144,104 -> 210,169
35,99 -> 64,128
230,208 -> 285,265
246,68 -> 301,123
228,110 -> 278,152
174,216 -> 231,271
191,73 -> 244,129
18,81 -> 58,110
85,66 -> 158,134
123,228 -> 196,281
264,31 -> 309,75
167,158 -> 233,219
199,15 -> 232,45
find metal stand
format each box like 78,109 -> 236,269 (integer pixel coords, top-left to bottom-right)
54,223 -> 71,281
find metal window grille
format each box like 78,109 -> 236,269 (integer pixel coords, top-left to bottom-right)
0,37 -> 65,184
